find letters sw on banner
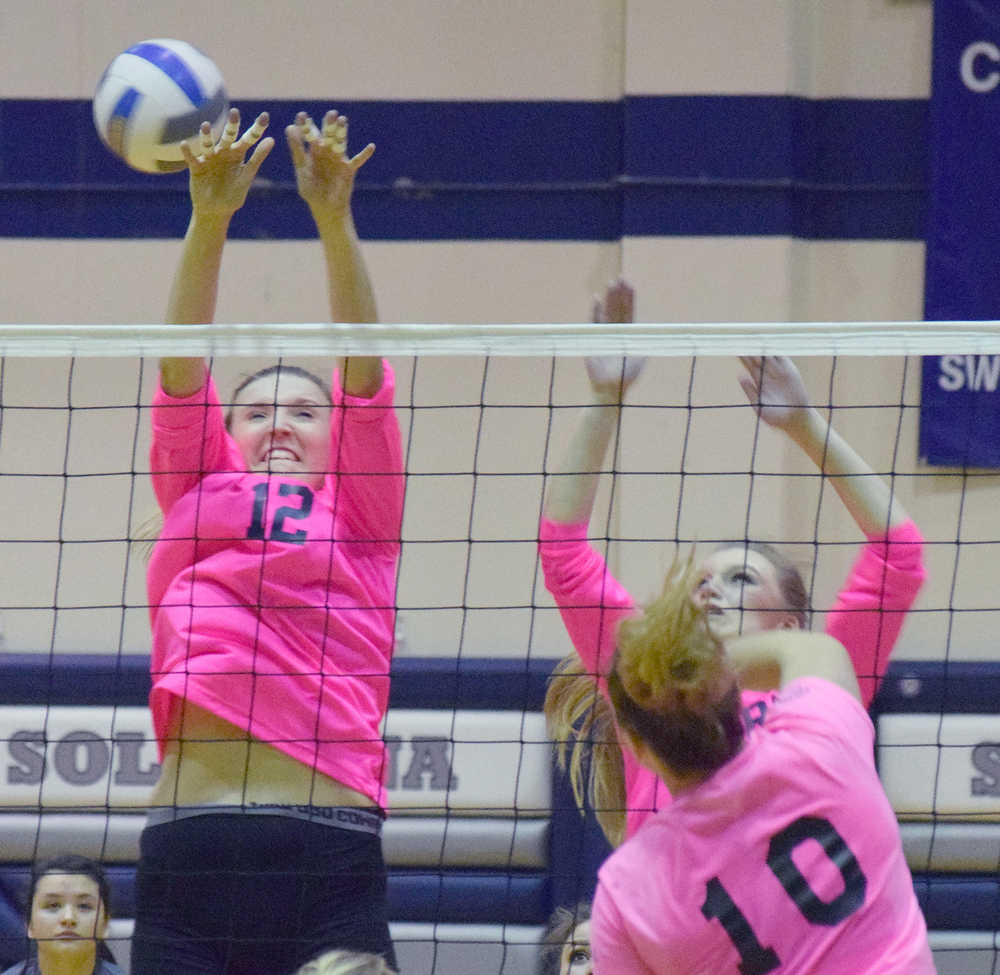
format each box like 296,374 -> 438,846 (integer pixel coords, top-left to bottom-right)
922,1 -> 1000,466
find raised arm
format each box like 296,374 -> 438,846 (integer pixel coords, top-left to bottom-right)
544,279 -> 643,524
738,355 -> 908,534
740,356 -> 925,704
726,629 -> 862,702
286,110 -> 381,398
160,109 -> 274,397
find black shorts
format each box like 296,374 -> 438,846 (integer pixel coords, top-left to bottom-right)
130,813 -> 396,975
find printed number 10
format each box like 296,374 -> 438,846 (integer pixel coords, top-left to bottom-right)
700,815 -> 866,974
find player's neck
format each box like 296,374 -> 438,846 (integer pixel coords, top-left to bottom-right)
36,940 -> 100,975
629,736 -> 714,796
660,765 -> 712,797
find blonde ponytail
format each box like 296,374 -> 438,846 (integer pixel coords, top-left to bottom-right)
615,554 -> 724,711
610,553 -> 742,777
131,509 -> 164,563
544,654 -> 627,848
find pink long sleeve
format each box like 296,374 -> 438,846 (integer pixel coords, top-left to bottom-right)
823,519 -> 925,708
539,517 -> 672,832
328,366 -> 405,558
148,376 -> 243,513
538,516 -> 635,681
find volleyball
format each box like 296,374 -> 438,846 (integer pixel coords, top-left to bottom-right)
92,39 -> 229,174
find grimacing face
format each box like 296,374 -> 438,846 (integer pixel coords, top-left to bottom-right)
28,872 -> 108,958
228,372 -> 332,489
694,546 -> 798,639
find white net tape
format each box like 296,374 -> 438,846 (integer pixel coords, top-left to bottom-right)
0,320 -> 998,357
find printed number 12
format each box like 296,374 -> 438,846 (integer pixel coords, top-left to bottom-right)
247,483 -> 313,544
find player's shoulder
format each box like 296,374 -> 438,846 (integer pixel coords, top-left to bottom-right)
763,677 -> 873,747
772,676 -> 865,713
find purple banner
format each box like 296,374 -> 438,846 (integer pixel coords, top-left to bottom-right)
922,1 -> 1000,466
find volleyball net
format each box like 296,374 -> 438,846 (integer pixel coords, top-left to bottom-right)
0,322 -> 996,974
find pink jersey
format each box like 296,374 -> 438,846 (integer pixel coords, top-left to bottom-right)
538,517 -> 925,836
590,678 -> 934,974
147,363 -> 403,809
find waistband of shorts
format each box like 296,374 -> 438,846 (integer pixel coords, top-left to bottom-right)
144,803 -> 384,835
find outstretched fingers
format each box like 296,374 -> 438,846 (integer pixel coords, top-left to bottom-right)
179,121 -> 215,164
739,354 -> 765,381
603,278 -> 635,324
738,371 -> 760,410
179,107 -> 274,216
181,109 -> 270,164
349,142 -> 376,170
592,278 -> 635,325
198,120 -> 216,156
242,133 -> 275,180
216,108 -> 241,151
284,114 -> 308,164
322,110 -> 347,153
233,111 -> 271,153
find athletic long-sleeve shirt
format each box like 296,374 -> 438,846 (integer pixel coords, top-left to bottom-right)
539,516 -> 925,837
590,678 -> 935,974
147,363 -> 403,809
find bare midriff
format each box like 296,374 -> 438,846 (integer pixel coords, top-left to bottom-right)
149,699 -> 374,810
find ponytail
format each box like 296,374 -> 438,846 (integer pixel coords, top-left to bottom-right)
610,553 -> 743,777
544,654 -> 626,848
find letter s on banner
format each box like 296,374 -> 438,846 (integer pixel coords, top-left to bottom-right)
938,355 -> 966,391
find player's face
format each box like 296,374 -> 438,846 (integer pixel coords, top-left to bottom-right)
560,920 -> 592,975
230,373 -> 332,489
28,873 -> 108,959
694,547 -> 797,639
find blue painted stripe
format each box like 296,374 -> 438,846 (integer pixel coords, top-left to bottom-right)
0,865 -> 551,925
0,96 -> 927,240
0,652 -> 558,710
126,41 -> 205,105
874,660 -> 1000,715
913,875 -> 1000,930
388,871 -> 549,923
625,95 -> 926,184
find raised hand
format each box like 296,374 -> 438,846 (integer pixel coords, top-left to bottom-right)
592,277 -> 635,327
585,278 -> 645,401
286,110 -> 375,218
180,108 -> 274,218
738,355 -> 811,432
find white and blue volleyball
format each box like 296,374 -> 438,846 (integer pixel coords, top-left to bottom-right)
93,39 -> 228,173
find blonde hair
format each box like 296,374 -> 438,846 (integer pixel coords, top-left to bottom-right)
609,553 -> 743,776
545,554 -> 745,845
131,510 -> 163,563
543,656 -> 626,848
295,950 -> 396,975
